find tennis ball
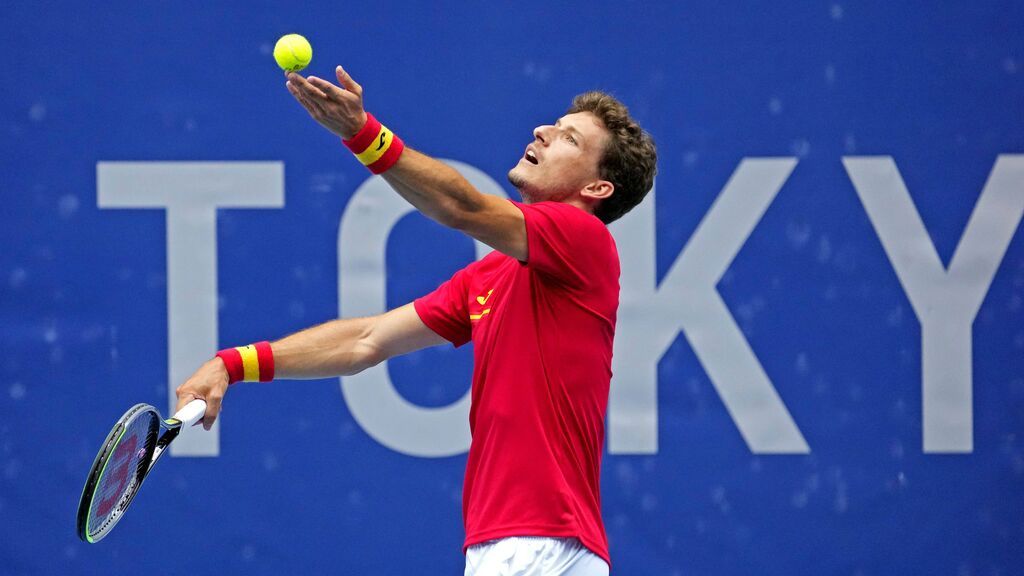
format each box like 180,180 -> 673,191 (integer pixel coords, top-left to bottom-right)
273,34 -> 312,72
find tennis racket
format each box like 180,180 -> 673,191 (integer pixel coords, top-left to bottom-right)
76,399 -> 207,543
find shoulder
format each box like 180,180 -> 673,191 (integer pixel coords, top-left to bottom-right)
512,200 -> 618,287
514,200 -> 610,238
472,249 -> 512,271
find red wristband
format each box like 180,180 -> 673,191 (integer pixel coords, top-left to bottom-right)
342,112 -> 405,174
216,341 -> 274,384
253,341 -> 275,382
216,348 -> 244,385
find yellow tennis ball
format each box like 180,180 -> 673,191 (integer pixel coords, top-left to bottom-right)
273,34 -> 312,72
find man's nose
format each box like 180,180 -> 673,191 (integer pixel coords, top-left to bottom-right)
534,125 -> 552,144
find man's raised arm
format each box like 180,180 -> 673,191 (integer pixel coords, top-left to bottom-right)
285,67 -> 527,261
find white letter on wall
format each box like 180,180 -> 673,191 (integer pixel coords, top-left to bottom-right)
610,159 -> 810,454
98,162 -> 284,456
844,155 -> 1024,452
338,161 -> 507,457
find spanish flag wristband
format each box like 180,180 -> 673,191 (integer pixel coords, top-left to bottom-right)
342,112 -> 405,174
216,341 -> 274,385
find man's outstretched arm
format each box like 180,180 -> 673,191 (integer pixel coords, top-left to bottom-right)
273,303 -> 446,378
285,67 -> 527,261
175,303 -> 445,429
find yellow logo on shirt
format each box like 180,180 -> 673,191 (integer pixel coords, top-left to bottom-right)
471,289 -> 494,321
476,289 -> 493,305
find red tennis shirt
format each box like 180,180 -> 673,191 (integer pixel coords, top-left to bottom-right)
414,200 -> 619,566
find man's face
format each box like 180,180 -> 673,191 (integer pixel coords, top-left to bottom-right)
508,111 -> 610,203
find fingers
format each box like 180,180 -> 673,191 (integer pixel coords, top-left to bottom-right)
202,392 -> 223,431
284,68 -> 363,138
306,76 -> 344,100
287,72 -> 329,99
175,389 -> 196,414
335,65 -> 362,95
287,74 -> 331,111
287,78 -> 326,117
175,388 -> 215,429
175,385 -> 213,428
175,359 -> 229,430
285,69 -> 359,103
286,79 -> 315,109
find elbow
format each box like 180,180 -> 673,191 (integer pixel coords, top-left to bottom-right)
344,338 -> 387,376
440,197 -> 486,233
432,180 -> 488,232
439,208 -> 469,232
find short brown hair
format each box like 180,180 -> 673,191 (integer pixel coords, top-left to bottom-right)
568,92 -> 658,224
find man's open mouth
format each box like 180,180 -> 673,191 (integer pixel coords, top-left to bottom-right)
524,149 -> 539,165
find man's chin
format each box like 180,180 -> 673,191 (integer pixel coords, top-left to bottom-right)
508,168 -> 542,203
507,169 -> 527,191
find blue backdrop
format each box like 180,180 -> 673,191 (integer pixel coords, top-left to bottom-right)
2,1 -> 1023,575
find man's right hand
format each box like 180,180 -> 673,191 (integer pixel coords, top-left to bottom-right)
175,357 -> 230,431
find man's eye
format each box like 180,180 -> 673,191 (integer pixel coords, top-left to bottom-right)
566,134 -> 577,145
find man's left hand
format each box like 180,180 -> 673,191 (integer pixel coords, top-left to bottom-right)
286,65 -> 369,139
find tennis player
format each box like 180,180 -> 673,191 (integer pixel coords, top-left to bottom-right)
176,65 -> 656,575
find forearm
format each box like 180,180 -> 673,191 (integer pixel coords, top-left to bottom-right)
284,71 -> 523,254
270,316 -> 381,379
381,147 -> 487,229
284,74 -> 490,230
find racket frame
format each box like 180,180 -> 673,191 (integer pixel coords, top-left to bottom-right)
76,403 -> 190,543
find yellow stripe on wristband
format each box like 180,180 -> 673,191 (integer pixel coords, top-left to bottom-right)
237,345 -> 260,382
354,126 -> 394,166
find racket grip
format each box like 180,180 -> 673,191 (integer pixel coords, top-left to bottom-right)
173,399 -> 208,427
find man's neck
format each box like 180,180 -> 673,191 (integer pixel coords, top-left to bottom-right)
520,191 -> 596,217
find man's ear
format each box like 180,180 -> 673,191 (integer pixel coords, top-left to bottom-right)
581,180 -> 614,201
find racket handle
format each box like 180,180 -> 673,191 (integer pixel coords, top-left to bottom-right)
172,399 -> 208,427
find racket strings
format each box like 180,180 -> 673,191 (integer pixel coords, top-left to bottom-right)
86,413 -> 158,539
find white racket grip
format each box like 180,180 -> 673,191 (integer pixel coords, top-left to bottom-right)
172,399 -> 208,427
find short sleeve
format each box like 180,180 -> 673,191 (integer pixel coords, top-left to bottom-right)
513,200 -> 615,288
414,265 -> 474,347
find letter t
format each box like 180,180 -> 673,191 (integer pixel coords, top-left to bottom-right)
97,162 -> 284,456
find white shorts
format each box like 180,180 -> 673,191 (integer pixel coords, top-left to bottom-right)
464,536 -> 610,576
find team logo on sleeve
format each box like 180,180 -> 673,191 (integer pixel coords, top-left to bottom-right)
471,289 -> 494,321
